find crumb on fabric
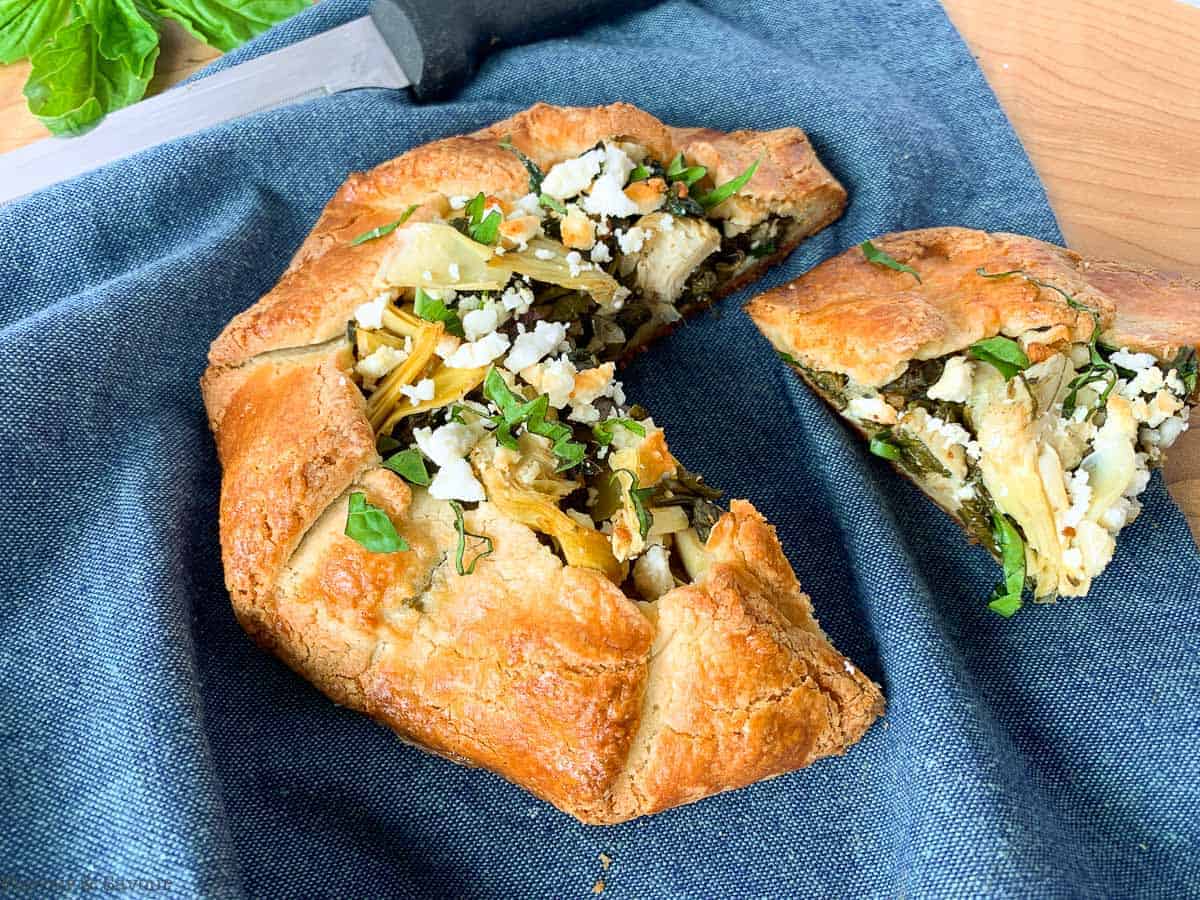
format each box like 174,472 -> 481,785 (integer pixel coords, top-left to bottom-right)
593,879 -> 605,894
599,853 -> 612,870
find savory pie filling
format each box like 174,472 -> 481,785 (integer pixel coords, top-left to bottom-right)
344,140 -> 772,599
825,336 -> 1197,611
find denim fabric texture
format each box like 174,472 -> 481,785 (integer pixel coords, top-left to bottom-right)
1,0 -> 1198,896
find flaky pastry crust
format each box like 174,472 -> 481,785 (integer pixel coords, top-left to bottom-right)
746,226 -> 1199,387
201,103 -> 877,823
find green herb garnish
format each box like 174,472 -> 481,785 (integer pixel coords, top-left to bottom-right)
460,191 -> 502,245
860,240 -> 922,283
350,204 -> 418,245
592,418 -> 646,447
449,501 -> 494,575
776,350 -> 802,366
749,241 -> 777,259
695,157 -> 760,209
628,164 -> 651,183
499,136 -> 543,193
611,468 -> 653,541
968,336 -> 1031,380
1170,346 -> 1198,397
665,152 -> 707,188
5,0 -> 308,135
538,194 -> 567,214
482,368 -> 586,471
345,492 -> 409,553
988,511 -> 1026,617
382,449 -> 431,486
376,434 -> 402,455
868,435 -> 902,461
413,287 -> 464,338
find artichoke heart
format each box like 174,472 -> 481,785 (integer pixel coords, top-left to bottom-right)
495,237 -> 626,308
479,466 -> 625,583
374,364 -> 487,437
366,320 -> 443,431
633,212 -> 720,307
377,222 -> 508,291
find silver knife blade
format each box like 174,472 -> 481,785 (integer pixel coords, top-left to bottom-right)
0,16 -> 409,206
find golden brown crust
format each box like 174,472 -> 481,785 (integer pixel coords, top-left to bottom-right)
747,227 -> 1198,387
202,103 -> 874,823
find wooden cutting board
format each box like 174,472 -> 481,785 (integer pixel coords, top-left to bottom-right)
1,0 -> 1197,541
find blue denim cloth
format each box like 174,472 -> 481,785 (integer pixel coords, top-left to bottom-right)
2,1 -> 1198,896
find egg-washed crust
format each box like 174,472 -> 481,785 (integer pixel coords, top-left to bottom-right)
208,101 -> 846,369
200,103 -> 878,824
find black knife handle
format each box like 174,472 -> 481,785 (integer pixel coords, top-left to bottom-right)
370,0 -> 657,101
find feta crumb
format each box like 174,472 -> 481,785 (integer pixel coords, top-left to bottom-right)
505,320 -> 567,371
398,377 -> 435,406
582,164 -> 639,218
500,282 -> 534,315
449,195 -> 470,210
462,301 -> 502,341
616,226 -> 646,255
541,149 -> 604,200
435,334 -> 461,359
632,544 -> 674,600
444,331 -> 511,369
414,422 -> 478,466
927,356 -> 974,403
1060,468 -> 1092,531
590,242 -> 612,264
428,457 -> 485,502
355,345 -> 409,380
565,250 -> 584,278
846,395 -> 898,425
1109,348 -> 1158,371
353,294 -> 388,330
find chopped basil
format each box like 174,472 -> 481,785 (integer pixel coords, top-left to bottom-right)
611,468 -> 653,541
868,435 -> 901,461
988,512 -> 1026,617
482,368 -> 586,471
628,164 -> 651,183
383,448 -> 431,486
449,501 -> 494,575
665,152 -> 707,188
414,287 -> 464,338
499,136 -> 543,193
376,433 -> 402,455
344,492 -> 409,553
695,157 -> 760,209
968,336 -> 1030,380
749,241 -> 777,259
461,191 -> 502,245
592,418 -> 646,447
538,193 -> 567,214
860,239 -> 922,283
1170,346 -> 1198,396
776,350 -> 802,366
349,204 -> 418,245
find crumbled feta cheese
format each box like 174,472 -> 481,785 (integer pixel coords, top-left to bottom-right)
435,334 -> 461,359
355,345 -> 409,380
444,331 -> 511,369
1166,370 -> 1186,395
398,377 -> 435,406
1154,414 -> 1190,449
541,149 -> 604,200
1060,468 -> 1091,531
523,355 -> 577,408
534,248 -> 556,261
565,250 -> 585,278
846,395 -> 898,425
954,483 -> 977,502
428,457 -> 485,503
927,356 -> 974,403
462,300 -> 503,341
1122,365 -> 1165,397
616,226 -> 646,255
1109,348 -> 1157,371
505,320 -> 567,371
500,282 -> 534,315
414,422 -> 479,466
353,294 -> 388,330
583,167 -> 639,218
590,242 -> 612,264
632,544 -> 674,600
511,192 -> 542,218
449,195 -> 470,210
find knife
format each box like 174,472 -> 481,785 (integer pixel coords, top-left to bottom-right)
0,0 -> 655,205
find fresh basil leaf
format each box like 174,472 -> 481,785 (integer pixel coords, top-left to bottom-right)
988,512 -> 1025,617
468,209 -> 501,245
151,0 -> 310,53
350,204 -> 417,245
345,492 -> 408,553
627,164 -> 651,183
695,157 -> 760,209
592,418 -> 646,447
499,136 -> 543,193
868,435 -> 901,461
464,191 -> 485,223
376,433 -> 402,455
0,0 -> 71,64
860,239 -> 922,283
611,468 -> 653,541
968,336 -> 1030,380
482,367 -> 586,469
382,448 -> 430,486
450,500 -> 493,575
538,193 -> 567,214
24,12 -> 155,135
413,287 -> 464,338
665,152 -> 706,187
1170,346 -> 1198,396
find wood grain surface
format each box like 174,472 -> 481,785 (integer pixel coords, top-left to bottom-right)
2,0 -> 1198,539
